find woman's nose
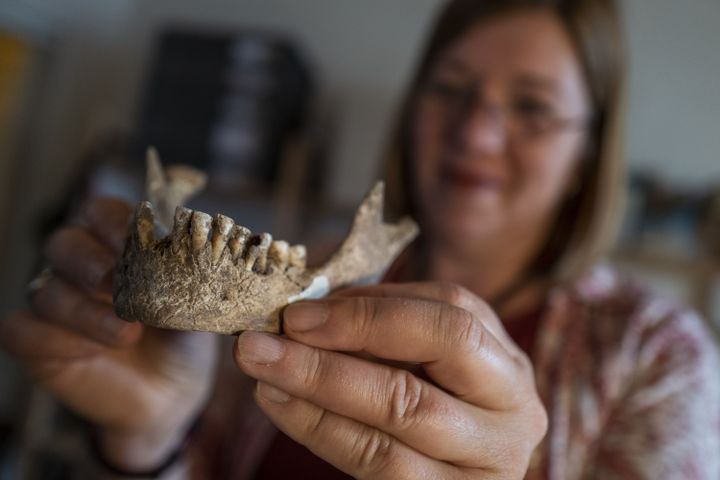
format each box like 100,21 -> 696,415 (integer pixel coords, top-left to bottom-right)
454,102 -> 507,154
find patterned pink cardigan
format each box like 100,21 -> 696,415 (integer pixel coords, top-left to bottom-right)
190,266 -> 720,479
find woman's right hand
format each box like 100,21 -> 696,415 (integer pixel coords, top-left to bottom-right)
0,198 -> 218,471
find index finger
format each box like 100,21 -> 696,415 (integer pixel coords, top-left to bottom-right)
79,198 -> 133,255
283,296 -> 532,410
333,282 -> 519,354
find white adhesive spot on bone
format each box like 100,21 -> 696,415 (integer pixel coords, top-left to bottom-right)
287,275 -> 330,304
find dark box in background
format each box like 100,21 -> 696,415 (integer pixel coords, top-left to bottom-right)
135,28 -> 314,190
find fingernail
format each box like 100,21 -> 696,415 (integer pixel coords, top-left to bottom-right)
237,332 -> 285,364
256,382 -> 290,403
284,302 -> 328,332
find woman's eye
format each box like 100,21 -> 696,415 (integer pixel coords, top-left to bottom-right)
513,98 -> 553,116
425,80 -> 468,100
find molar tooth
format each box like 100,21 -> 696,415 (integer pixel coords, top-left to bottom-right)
135,201 -> 155,249
289,245 -> 307,269
171,206 -> 192,254
211,214 -> 234,264
229,225 -> 251,262
268,240 -> 289,272
190,211 -> 212,252
246,233 -> 272,273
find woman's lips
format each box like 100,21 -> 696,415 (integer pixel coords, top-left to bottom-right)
440,164 -> 502,191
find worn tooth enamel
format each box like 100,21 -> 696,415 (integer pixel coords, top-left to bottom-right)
246,233 -> 272,273
171,206 -> 192,253
190,211 -> 212,252
289,244 -> 307,269
135,201 -> 155,249
212,214 -> 234,264
229,225 -> 251,262
244,245 -> 259,271
268,240 -> 289,271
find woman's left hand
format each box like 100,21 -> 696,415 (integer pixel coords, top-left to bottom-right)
234,282 -> 547,479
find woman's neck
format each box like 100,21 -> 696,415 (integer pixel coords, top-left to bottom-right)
425,229 -> 548,320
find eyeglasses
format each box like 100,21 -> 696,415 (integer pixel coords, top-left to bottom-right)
421,79 -> 590,141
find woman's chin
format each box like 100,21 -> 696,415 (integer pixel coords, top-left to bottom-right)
420,188 -> 508,244
429,209 -> 503,247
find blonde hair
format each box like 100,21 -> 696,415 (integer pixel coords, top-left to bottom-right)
384,0 -> 626,283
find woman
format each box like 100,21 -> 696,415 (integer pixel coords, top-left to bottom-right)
2,0 -> 718,478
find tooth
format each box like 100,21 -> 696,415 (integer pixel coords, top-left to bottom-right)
244,245 -> 259,271
229,225 -> 251,262
135,201 -> 155,249
289,244 -> 307,269
245,233 -> 272,273
268,240 -> 289,272
171,206 -> 192,254
190,211 -> 212,252
211,214 -> 234,264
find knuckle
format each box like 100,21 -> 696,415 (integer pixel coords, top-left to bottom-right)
528,397 -> 549,443
387,370 -> 426,431
31,278 -> 72,317
449,308 -> 484,354
510,351 -> 538,397
351,296 -> 378,337
351,428 -> 394,476
434,281 -> 470,308
301,347 -> 328,395
44,227 -> 114,289
111,321 -> 138,345
43,227 -> 77,261
515,350 -> 533,372
83,198 -> 133,249
77,300 -> 118,343
75,298 -> 103,325
305,407 -> 329,437
507,397 -> 548,464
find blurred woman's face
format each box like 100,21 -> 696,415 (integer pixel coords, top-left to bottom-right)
413,10 -> 591,250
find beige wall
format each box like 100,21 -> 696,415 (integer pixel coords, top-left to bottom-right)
624,0 -> 720,184
4,0 -> 719,205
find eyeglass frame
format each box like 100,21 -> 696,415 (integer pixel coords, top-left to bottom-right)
417,77 -> 594,142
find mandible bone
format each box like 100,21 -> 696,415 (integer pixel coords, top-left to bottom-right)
113,151 -> 419,334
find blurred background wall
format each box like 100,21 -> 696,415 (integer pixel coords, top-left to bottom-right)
0,0 -> 440,313
1,0 -> 719,306
625,0 -> 720,184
